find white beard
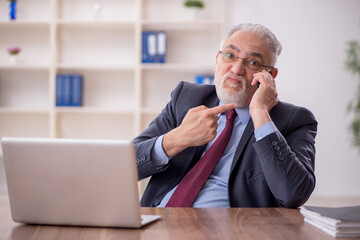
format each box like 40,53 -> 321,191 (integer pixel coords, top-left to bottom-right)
215,73 -> 251,108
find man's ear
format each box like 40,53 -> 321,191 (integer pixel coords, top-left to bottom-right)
213,52 -> 219,72
271,68 -> 278,78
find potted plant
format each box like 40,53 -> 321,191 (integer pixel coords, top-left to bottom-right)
346,38 -> 360,147
183,0 -> 204,20
7,46 -> 21,64
184,0 -> 204,8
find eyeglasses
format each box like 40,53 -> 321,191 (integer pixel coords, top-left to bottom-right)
218,50 -> 274,71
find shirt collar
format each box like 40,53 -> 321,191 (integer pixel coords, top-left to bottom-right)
219,101 -> 250,124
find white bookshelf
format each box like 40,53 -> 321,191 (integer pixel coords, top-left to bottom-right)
0,0 -> 225,194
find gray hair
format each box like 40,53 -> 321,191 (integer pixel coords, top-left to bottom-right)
220,23 -> 282,65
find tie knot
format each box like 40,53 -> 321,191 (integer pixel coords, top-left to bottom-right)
225,109 -> 237,122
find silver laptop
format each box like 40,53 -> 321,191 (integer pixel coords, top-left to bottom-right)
1,137 -> 160,228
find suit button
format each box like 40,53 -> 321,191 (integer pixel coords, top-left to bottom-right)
272,141 -> 277,146
278,156 -> 285,161
276,151 -> 282,156
140,155 -> 147,161
274,146 -> 280,151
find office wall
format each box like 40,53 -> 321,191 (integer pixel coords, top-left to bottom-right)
226,0 -> 360,198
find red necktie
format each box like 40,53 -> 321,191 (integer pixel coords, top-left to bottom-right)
166,109 -> 237,207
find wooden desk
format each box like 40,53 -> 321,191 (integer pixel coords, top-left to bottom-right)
0,197 -> 358,240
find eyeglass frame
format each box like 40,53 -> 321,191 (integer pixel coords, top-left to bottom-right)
218,50 -> 275,71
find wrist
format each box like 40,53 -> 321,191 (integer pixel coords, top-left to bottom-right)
249,107 -> 271,130
162,128 -> 187,158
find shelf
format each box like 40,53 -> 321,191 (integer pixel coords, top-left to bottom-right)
0,108 -> 49,114
0,112 -> 50,139
0,0 -> 51,23
0,21 -> 50,28
142,0 -> 223,22
0,26 -> 50,66
57,63 -> 135,71
141,111 -> 160,132
141,108 -> 163,114
54,70 -> 135,110
0,0 -> 225,195
0,69 -> 50,109
0,0 -> 224,139
154,29 -> 220,65
57,27 -> 135,66
57,112 -> 135,140
57,20 -> 135,29
0,64 -> 50,70
142,19 -> 223,29
141,76 -> 188,109
141,63 -> 213,71
55,107 -> 134,114
57,0 -> 136,22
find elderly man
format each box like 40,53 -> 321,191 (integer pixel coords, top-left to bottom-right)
133,23 -> 317,208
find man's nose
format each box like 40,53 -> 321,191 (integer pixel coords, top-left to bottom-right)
230,59 -> 246,76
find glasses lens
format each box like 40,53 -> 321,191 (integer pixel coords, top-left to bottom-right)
247,63 -> 260,71
221,52 -> 233,62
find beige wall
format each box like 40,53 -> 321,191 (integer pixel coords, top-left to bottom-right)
225,0 -> 360,199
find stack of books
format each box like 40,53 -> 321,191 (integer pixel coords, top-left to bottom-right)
300,205 -> 360,237
142,31 -> 167,63
56,74 -> 83,107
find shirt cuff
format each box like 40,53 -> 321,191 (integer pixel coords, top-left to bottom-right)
151,135 -> 170,166
254,121 -> 278,141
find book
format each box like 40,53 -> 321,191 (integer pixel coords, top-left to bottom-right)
156,31 -> 167,63
142,31 -> 157,63
56,74 -> 83,107
56,74 -> 71,106
56,74 -> 64,106
62,74 -> 72,106
71,75 -> 83,106
142,31 -> 167,63
195,75 -> 214,85
300,205 -> 360,237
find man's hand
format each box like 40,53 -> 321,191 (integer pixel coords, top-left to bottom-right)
162,103 -> 237,158
250,70 -> 278,130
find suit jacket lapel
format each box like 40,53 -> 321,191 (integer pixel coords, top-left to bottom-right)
230,119 -> 254,173
203,90 -> 219,108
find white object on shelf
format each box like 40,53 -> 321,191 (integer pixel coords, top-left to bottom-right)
185,8 -> 200,21
8,55 -> 18,64
92,3 -> 103,20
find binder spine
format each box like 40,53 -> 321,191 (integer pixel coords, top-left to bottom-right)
71,75 -> 83,107
142,31 -> 156,63
62,75 -> 72,106
157,31 -> 167,63
56,74 -> 64,106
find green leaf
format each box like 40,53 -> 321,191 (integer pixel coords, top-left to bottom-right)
345,41 -> 360,76
184,0 -> 204,8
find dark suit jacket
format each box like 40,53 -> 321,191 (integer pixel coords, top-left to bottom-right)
133,81 -> 317,208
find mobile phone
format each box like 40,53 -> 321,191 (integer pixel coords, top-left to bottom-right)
257,70 -> 273,88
